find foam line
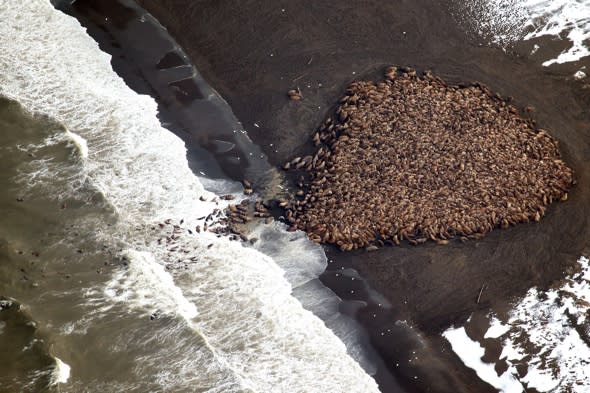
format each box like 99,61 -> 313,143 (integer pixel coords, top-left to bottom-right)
0,2 -> 379,391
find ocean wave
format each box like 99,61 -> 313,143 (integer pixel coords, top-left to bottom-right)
0,1 -> 378,392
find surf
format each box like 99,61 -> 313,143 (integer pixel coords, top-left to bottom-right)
0,1 -> 379,392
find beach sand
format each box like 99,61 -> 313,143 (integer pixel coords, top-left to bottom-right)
66,0 -> 590,391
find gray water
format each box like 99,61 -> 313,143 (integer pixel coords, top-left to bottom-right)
0,2 -> 380,393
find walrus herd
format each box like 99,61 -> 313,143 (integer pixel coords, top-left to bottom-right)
281,67 -> 575,250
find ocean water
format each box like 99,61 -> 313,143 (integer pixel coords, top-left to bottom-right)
0,1 -> 379,392
3,0 -> 590,392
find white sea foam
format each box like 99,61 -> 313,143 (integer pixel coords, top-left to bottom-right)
245,222 -> 377,374
457,0 -> 590,67
104,250 -> 198,320
247,221 -> 327,289
65,131 -> 88,159
0,1 -> 378,392
445,256 -> 590,392
50,357 -> 71,386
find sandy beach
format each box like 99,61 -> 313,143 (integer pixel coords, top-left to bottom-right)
132,0 -> 590,320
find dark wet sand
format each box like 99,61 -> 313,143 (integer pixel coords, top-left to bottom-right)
66,0 -> 590,391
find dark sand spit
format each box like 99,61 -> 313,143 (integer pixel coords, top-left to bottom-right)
64,0 -> 590,391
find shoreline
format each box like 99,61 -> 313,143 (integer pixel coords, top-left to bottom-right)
133,0 -> 590,388
62,0 -> 590,391
2,2 -> 388,391
131,0 -> 590,326
57,1 -> 411,391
